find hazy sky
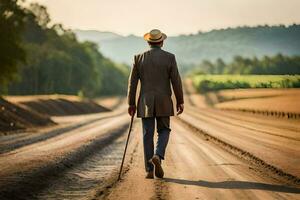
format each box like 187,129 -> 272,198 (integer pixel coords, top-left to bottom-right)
26,0 -> 300,36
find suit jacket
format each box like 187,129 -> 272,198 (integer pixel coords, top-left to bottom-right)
127,46 -> 184,118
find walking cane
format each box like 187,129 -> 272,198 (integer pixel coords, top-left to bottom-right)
118,114 -> 134,180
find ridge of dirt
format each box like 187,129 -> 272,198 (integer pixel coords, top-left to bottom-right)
94,96 -> 125,110
0,97 -> 54,133
216,88 -> 300,101
176,117 -> 300,186
5,95 -> 110,116
1,95 -> 111,133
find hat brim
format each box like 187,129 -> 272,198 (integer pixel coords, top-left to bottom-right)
143,33 -> 167,42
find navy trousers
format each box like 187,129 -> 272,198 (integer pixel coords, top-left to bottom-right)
142,116 -> 171,172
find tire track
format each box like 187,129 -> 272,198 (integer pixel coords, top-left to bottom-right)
185,109 -> 300,141
0,111 -> 124,154
0,119 -> 130,200
200,108 -> 300,133
176,117 -> 300,185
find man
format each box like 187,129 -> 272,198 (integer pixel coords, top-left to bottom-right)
127,29 -> 184,179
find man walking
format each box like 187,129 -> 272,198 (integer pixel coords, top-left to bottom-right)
127,29 -> 184,179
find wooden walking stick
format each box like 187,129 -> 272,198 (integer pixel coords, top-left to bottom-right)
118,114 -> 134,180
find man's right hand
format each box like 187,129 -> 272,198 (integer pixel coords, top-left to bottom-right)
128,105 -> 136,116
177,104 -> 184,115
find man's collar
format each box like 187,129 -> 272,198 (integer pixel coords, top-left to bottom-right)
150,45 -> 161,49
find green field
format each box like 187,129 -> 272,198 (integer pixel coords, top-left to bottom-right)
191,75 -> 300,93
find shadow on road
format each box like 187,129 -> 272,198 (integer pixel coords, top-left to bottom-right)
163,178 -> 300,194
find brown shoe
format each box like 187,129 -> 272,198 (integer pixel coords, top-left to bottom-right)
145,171 -> 154,179
151,155 -> 164,178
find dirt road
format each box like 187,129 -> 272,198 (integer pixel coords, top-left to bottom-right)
103,117 -> 300,200
0,96 -> 300,199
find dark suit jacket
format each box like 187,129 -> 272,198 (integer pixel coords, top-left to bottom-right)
127,46 -> 184,118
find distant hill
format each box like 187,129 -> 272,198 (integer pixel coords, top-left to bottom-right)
75,30 -> 146,64
74,30 -> 122,43
74,25 -> 300,68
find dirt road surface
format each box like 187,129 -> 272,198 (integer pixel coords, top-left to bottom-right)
104,118 -> 300,200
0,94 -> 300,199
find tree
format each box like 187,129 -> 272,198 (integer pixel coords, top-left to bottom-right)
190,54 -> 300,75
5,2 -> 129,97
215,58 -> 226,74
28,3 -> 50,28
0,0 -> 26,92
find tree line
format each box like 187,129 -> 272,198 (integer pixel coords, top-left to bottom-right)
188,54 -> 300,75
0,0 -> 129,97
191,75 -> 300,93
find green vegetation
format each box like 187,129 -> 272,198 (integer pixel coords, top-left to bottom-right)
0,1 -> 129,97
189,54 -> 300,92
0,0 -> 26,90
188,54 -> 300,75
191,75 -> 300,93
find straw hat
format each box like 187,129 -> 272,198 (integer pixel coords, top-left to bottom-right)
144,29 -> 167,43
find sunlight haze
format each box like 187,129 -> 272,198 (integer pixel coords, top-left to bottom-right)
25,0 -> 300,36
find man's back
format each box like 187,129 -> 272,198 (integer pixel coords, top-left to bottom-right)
128,46 -> 183,118
137,47 -> 174,95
